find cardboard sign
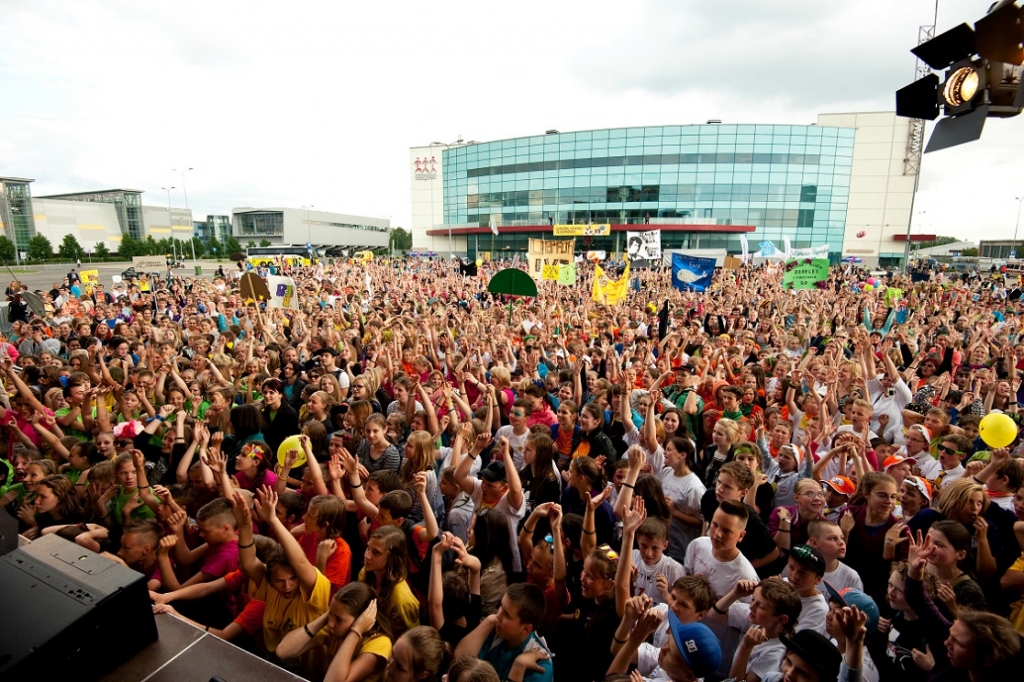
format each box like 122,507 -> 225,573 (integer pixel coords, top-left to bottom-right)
723,256 -> 742,270
528,238 -> 575,281
782,259 -> 830,290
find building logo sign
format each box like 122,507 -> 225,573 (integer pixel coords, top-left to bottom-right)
414,156 -> 437,180
552,223 -> 611,237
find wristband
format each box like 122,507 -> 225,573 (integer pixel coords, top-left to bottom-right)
155,415 -> 165,422
238,540 -> 255,549
582,528 -> 596,535
612,635 -> 627,644
622,482 -> 635,489
712,603 -> 728,615
351,481 -> 362,488
522,526 -> 536,534
304,624 -> 315,638
776,529 -> 791,534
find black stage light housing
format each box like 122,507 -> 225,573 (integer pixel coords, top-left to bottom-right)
896,0 -> 1024,152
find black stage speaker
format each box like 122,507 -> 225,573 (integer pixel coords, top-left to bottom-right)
0,534 -> 158,680
0,509 -> 18,556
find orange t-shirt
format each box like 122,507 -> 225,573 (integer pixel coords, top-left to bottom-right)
298,532 -> 352,594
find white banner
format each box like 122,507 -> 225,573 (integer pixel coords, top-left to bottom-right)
783,236 -> 792,258
739,235 -> 749,263
789,244 -> 831,259
625,230 -> 661,262
267,275 -> 299,310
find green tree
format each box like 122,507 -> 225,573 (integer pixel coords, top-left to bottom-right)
246,241 -> 256,248
118,235 -> 145,258
94,242 -> 110,258
961,247 -> 979,257
259,239 -> 272,247
0,236 -> 15,263
58,233 -> 82,261
225,236 -> 243,254
27,234 -> 54,261
389,227 -> 412,251
190,237 -> 207,258
144,236 -> 159,256
209,236 -> 223,257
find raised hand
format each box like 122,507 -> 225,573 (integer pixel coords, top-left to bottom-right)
229,490 -> 252,527
166,510 -> 188,534
587,484 -> 612,512
623,496 -> 647,536
317,539 -> 337,566
351,599 -> 378,637
254,486 -> 278,524
157,535 -> 177,555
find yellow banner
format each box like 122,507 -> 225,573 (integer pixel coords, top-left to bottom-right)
552,223 -> 610,237
592,262 -> 630,305
80,269 -> 100,293
528,238 -> 575,281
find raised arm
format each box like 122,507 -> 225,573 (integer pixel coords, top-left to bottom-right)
230,490 -> 265,586
455,432 -> 491,496
256,486 -> 319,592
499,436 -> 524,511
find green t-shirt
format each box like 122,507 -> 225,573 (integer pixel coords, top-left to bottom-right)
112,487 -> 158,525
55,406 -> 98,443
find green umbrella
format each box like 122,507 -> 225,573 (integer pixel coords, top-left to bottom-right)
487,268 -> 537,322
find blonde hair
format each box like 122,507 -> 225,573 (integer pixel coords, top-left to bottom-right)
489,366 -> 511,388
715,418 -> 742,446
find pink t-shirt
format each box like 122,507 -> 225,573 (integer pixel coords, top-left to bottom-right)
232,469 -> 278,492
200,540 -> 240,579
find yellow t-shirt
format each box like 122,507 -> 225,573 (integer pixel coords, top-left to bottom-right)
313,630 -> 392,682
251,569 -> 331,669
357,570 -> 420,637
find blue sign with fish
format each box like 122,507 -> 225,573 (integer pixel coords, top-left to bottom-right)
671,254 -> 715,292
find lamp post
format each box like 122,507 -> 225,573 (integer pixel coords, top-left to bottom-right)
172,167 -> 197,266
161,186 -> 175,264
1012,196 -> 1023,262
301,205 -> 314,257
431,138 -> 464,258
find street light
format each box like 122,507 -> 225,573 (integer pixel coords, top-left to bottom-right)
161,186 -> 175,264
1012,196 -> 1024,261
301,205 -> 314,256
431,139 -> 464,258
172,167 -> 197,266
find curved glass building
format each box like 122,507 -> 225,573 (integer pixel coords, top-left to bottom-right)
411,113 -> 917,266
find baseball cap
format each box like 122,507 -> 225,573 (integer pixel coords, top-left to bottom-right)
789,544 -> 826,576
821,475 -> 856,496
883,454 -> 917,471
824,584 -> 880,635
779,629 -> 842,682
479,460 -> 507,484
667,613 -> 722,679
903,475 -> 933,502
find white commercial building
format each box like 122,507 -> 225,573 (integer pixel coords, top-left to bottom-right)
231,206 -> 389,255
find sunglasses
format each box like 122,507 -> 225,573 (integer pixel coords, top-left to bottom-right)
937,444 -> 962,456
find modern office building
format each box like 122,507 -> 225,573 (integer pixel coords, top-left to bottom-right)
0,176 -> 37,255
231,207 -> 389,255
411,112 -> 919,265
37,188 -> 147,239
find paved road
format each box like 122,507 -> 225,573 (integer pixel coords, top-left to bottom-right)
8,260 -> 228,293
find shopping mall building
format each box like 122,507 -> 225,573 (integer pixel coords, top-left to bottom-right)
410,112 -> 927,266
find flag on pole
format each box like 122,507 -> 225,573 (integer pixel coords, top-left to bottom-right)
490,216 -> 498,236
783,236 -> 792,258
739,235 -> 749,263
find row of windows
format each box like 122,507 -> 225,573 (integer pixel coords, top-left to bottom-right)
461,152 -> 855,178
467,233 -> 831,255
460,125 -> 855,149
461,207 -> 831,227
465,183 -> 829,207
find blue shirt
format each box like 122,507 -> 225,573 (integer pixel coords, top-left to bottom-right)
479,631 -> 553,682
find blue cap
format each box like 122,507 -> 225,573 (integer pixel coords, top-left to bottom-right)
825,583 -> 880,635
667,612 -> 722,678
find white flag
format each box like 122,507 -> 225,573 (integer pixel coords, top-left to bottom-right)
365,271 -> 372,298
490,216 -> 498,236
783,236 -> 792,258
739,235 -> 749,263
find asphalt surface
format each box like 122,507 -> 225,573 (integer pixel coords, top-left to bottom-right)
8,260 -> 228,293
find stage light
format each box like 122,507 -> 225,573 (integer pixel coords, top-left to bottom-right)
895,0 -> 1024,152
943,66 -> 980,106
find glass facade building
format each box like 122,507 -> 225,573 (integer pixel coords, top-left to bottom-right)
0,177 -> 37,253
37,189 -> 145,239
441,124 -> 855,256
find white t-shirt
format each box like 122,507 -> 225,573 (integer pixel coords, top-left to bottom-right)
659,467 -> 706,561
795,591 -> 829,635
495,425 -> 529,471
631,550 -> 685,606
438,446 -> 481,477
816,560 -> 864,597
915,454 -> 942,481
623,428 -> 665,472
469,478 -> 527,572
683,537 -> 758,599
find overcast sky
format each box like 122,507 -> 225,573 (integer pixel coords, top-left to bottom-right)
2,0 -> 1022,243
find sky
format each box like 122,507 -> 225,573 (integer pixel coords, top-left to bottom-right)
2,0 -> 1023,243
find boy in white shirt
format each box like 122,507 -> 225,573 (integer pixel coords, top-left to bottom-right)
806,519 -> 863,596
932,434 -> 972,491
683,500 -> 759,599
969,447 -> 1023,511
785,544 -> 828,635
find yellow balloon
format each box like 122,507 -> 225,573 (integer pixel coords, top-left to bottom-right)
277,434 -> 308,468
979,413 -> 1017,449
475,259 -> 483,267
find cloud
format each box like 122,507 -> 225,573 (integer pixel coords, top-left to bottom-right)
0,0 -> 1021,245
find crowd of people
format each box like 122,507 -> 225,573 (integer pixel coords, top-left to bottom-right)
3,255 -> 1024,682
